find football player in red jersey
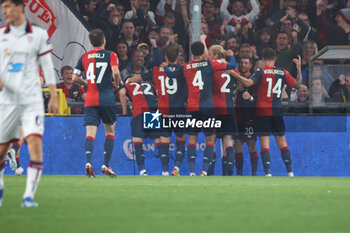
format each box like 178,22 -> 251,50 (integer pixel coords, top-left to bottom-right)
163,41 -> 237,176
73,29 -> 121,178
230,48 -> 302,176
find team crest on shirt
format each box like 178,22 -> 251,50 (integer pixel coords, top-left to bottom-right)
27,35 -> 33,42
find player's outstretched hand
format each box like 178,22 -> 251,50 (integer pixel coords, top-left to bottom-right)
48,97 -> 58,116
0,80 -> 3,91
292,55 -> 301,70
226,49 -> 233,57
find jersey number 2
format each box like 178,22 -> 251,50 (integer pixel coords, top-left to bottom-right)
86,62 -> 107,84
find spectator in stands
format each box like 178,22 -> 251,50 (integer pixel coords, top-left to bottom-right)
223,35 -> 240,57
81,0 -> 98,27
295,12 -> 318,42
116,40 -> 130,71
119,20 -> 139,53
202,0 -> 222,41
346,74 -> 350,100
119,49 -> 148,115
147,28 -> 159,42
125,0 -> 156,40
312,77 -> 330,107
158,25 -> 176,48
295,84 -> 309,102
115,2 -> 125,19
57,66 -> 86,114
255,28 -> 273,58
267,0 -> 297,26
328,73 -> 350,102
99,8 -> 121,52
220,0 -> 260,34
289,84 -> 309,113
301,41 -> 318,84
254,59 -> 265,72
315,2 -> 350,47
238,43 -> 253,61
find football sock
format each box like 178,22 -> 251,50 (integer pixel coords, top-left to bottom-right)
0,162 -> 4,201
202,144 -> 214,173
261,149 -> 271,175
23,161 -> 43,199
103,135 -> 115,167
208,152 -> 216,176
235,152 -> 243,176
84,137 -> 94,164
222,156 -> 228,176
250,152 -> 258,176
281,147 -> 292,173
187,144 -> 196,173
12,141 -> 20,153
134,143 -> 145,171
159,143 -> 170,172
175,140 -> 185,168
16,157 -> 20,168
226,147 -> 234,176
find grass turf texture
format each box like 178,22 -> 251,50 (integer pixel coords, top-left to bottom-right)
1,176 -> 350,233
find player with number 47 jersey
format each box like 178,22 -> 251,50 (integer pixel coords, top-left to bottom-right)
73,29 -> 121,178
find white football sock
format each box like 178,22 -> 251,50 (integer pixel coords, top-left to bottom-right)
23,165 -> 42,199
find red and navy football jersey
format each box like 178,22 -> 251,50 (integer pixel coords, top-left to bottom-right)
124,81 -> 158,118
75,48 -> 118,107
180,59 -> 228,112
142,64 -> 187,115
57,83 -> 85,101
251,66 -> 296,117
212,69 -> 235,115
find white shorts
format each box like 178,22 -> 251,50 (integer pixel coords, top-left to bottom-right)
0,103 -> 44,144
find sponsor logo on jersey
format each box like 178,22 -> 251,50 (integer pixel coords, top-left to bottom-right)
143,110 -> 162,129
8,62 -> 24,73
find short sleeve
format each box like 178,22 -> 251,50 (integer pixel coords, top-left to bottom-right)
210,59 -> 227,71
110,52 -> 119,67
74,56 -> 83,76
251,69 -> 263,85
38,30 -> 53,56
284,69 -> 296,87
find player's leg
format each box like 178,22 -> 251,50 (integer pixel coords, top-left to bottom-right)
207,144 -> 216,176
201,134 -> 216,176
101,122 -> 117,177
15,136 -> 25,176
275,136 -> 293,176
187,134 -> 198,176
247,138 -> 258,176
172,134 -> 186,176
159,136 -> 170,176
0,143 -> 11,207
223,135 -> 234,176
234,139 -> 244,176
132,137 -> 147,175
260,136 -> 271,176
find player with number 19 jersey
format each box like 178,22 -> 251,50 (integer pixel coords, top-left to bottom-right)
251,66 -> 296,117
74,48 -> 118,107
142,64 -> 187,115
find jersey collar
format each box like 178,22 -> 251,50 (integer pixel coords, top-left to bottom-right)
4,21 -> 33,34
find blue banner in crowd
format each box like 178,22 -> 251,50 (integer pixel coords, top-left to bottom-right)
4,116 -> 350,176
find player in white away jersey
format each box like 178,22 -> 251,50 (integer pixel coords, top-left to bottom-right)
0,0 -> 58,208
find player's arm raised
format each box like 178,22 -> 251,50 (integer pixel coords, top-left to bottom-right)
228,69 -> 255,87
292,55 -> 302,89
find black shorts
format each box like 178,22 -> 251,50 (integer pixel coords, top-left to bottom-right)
131,114 -> 161,139
216,114 -> 238,138
187,111 -> 216,136
84,106 -> 117,126
235,123 -> 256,140
254,116 -> 285,136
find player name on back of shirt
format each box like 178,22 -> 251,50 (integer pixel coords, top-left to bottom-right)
88,53 -> 105,59
263,69 -> 285,75
186,61 -> 209,69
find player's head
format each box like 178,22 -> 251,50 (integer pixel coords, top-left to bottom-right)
208,45 -> 225,60
60,66 -> 74,84
262,48 -> 276,62
163,45 -> 179,64
1,0 -> 25,25
191,41 -> 204,57
89,28 -> 106,48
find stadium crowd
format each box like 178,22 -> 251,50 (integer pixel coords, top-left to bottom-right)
56,0 -> 350,115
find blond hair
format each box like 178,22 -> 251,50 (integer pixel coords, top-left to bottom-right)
209,45 -> 226,59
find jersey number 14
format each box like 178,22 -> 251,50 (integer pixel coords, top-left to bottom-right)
266,78 -> 282,98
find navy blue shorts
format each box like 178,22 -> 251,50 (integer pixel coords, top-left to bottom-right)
235,123 -> 256,140
254,116 -> 285,136
187,111 -> 216,136
131,114 -> 161,139
216,114 -> 238,138
84,106 -> 117,126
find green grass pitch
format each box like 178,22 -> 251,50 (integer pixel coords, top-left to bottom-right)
1,176 -> 350,233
